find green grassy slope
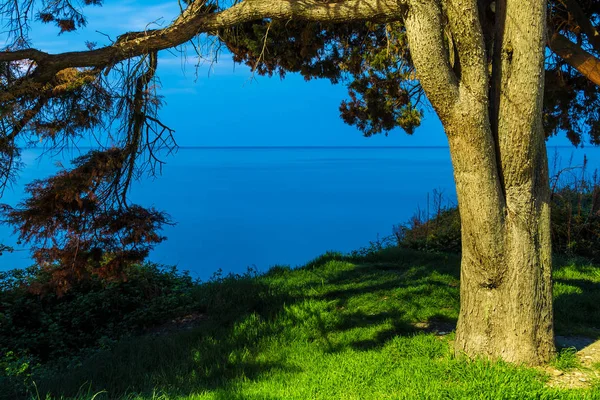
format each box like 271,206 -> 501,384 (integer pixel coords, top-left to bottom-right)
27,249 -> 600,399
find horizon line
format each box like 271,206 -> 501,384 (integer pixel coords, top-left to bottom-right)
21,144 -> 583,150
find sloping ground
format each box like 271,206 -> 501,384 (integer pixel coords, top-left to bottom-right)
579,340 -> 600,369
546,338 -> 600,389
24,249 -> 600,399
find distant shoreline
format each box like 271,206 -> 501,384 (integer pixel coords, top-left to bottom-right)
21,145 -> 584,150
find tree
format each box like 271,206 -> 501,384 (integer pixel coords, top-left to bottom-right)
1,0 -> 599,365
1,149 -> 170,295
545,0 -> 600,146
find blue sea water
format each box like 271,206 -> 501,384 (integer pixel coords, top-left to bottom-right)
0,146 -> 598,280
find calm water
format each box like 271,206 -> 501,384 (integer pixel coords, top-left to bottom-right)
1,146 -> 598,280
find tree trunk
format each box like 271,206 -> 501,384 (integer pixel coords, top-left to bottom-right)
449,125 -> 555,365
0,0 -> 558,365
404,0 -> 556,364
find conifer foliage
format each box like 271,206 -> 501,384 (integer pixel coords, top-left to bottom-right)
1,0 -> 600,358
0,149 -> 170,295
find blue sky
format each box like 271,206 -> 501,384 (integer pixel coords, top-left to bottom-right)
4,0 -> 571,148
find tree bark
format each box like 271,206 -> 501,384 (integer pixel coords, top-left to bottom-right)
449,123 -> 555,365
548,32 -> 600,86
1,0 -> 558,365
405,0 -> 555,364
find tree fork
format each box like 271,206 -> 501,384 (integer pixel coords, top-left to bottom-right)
1,0 -> 562,365
405,0 -> 555,364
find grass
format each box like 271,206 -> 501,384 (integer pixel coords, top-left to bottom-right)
11,248 -> 600,399
552,347 -> 581,371
553,257 -> 600,338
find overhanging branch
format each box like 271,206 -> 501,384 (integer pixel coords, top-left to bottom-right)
562,0 -> 600,53
548,31 -> 600,86
0,0 -> 405,81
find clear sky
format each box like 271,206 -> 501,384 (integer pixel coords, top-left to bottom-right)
5,0 -> 572,148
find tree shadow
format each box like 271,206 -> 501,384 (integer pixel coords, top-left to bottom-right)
553,258 -> 600,341
30,251 -> 600,400
29,249 -> 461,400
553,283 -> 600,339
335,311 -> 457,351
298,250 -> 460,353
555,335 -> 597,351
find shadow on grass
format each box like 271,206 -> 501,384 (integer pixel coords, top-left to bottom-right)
27,250 -> 600,400
338,310 -> 417,351
26,248 -> 461,399
553,257 -> 600,340
553,259 -> 600,340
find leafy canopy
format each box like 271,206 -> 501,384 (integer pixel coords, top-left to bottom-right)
1,0 -> 600,288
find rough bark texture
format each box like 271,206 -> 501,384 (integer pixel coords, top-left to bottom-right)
406,0 -> 555,364
548,32 -> 600,86
487,0 -> 555,364
1,0 -> 558,365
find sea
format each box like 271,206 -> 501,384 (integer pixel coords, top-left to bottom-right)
1,146 -> 599,280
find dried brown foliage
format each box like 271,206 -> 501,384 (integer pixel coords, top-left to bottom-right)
0,0 -> 599,294
1,149 -> 171,295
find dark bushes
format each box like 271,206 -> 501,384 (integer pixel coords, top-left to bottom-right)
393,189 -> 461,254
394,206 -> 461,254
0,263 -> 200,365
550,168 -> 600,261
394,168 -> 600,262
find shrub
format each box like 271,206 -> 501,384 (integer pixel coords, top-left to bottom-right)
394,207 -> 461,254
395,165 -> 600,261
393,189 -> 461,254
0,263 -> 201,366
550,165 -> 600,261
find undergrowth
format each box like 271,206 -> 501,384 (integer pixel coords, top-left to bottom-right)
394,159 -> 600,261
1,248 -> 598,399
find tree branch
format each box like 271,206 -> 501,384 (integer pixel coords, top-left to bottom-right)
446,0 -> 487,101
0,48 -> 48,62
548,31 -> 600,86
403,0 -> 459,123
562,0 -> 600,53
0,0 -> 404,81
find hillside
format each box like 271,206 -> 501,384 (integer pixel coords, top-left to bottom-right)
4,248 -> 600,399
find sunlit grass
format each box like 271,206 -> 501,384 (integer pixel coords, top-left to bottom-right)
18,249 -> 600,399
552,347 -> 581,371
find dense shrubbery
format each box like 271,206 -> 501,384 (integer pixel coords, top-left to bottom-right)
0,262 -> 276,398
394,169 -> 600,261
394,206 -> 461,254
0,263 -> 201,394
550,171 -> 600,261
0,150 -> 182,395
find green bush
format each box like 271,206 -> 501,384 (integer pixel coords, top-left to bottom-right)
0,264 -> 282,398
395,174 -> 600,261
0,263 -> 201,366
394,207 -> 461,253
550,181 -> 600,261
192,267 -> 273,322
